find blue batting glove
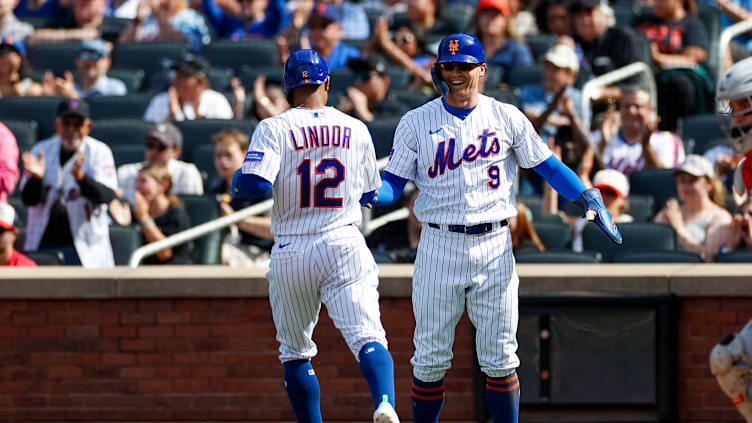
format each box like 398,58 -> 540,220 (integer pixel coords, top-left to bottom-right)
577,188 -> 623,245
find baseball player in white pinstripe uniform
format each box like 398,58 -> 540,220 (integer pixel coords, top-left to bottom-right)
232,49 -> 399,423
372,33 -> 622,423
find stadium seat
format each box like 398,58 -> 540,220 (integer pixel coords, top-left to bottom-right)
0,96 -> 65,139
611,250 -> 702,263
514,250 -> 600,263
629,169 -> 677,213
148,66 -> 234,93
190,144 -> 217,191
696,2 -> 722,80
112,42 -> 189,81
393,90 -> 435,109
87,94 -> 154,120
716,249 -> 752,263
677,113 -> 726,155
105,68 -> 145,92
202,39 -> 280,73
626,193 -> 655,222
583,222 -> 676,262
611,2 -> 638,27
329,68 -> 356,95
485,88 -> 520,108
524,33 -> 557,62
387,66 -> 411,90
505,64 -> 543,87
18,16 -> 55,29
109,225 -> 142,265
89,119 -> 155,146
23,250 -> 64,265
441,3 -> 474,33
178,195 -> 222,265
366,117 -> 401,158
7,195 -> 26,228
13,227 -> 24,250
533,221 -> 572,250
109,144 -> 145,168
27,42 -> 81,76
485,66 -> 504,89
517,195 -> 543,221
174,119 -> 256,162
239,65 -> 285,89
3,119 -> 38,159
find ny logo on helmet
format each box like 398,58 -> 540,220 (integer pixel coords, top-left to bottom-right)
448,40 -> 459,55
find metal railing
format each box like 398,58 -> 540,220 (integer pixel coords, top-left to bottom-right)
580,61 -> 657,132
718,18 -> 752,80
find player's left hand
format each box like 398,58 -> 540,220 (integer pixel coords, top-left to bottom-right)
577,188 -> 623,245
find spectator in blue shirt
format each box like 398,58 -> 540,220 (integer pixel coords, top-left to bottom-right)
325,0 -> 370,40
201,0 -> 290,39
307,2 -> 359,71
473,0 -> 534,77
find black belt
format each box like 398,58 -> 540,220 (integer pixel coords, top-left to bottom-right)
427,220 -> 508,235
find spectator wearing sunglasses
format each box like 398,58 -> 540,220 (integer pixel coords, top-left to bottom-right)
116,122 -> 203,206
51,39 -> 127,99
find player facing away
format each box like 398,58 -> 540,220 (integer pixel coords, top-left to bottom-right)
372,33 -> 622,423
231,49 -> 400,423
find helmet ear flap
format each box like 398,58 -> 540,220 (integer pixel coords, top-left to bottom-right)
431,66 -> 448,97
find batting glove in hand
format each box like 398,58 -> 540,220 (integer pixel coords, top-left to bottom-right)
577,188 -> 623,245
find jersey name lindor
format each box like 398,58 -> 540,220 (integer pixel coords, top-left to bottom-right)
428,128 -> 501,178
289,125 -> 352,151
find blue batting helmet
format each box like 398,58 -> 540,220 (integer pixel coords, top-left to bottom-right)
283,49 -> 329,97
435,33 -> 486,65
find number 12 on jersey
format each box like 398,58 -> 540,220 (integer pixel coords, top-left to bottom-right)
297,158 -> 345,208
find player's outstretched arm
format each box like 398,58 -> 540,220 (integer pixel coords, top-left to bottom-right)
231,168 -> 273,199
533,156 -> 622,245
372,171 -> 409,206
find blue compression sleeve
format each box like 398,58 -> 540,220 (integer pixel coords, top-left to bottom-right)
360,190 -> 376,205
231,169 -> 272,199
532,155 -> 587,202
373,171 -> 409,206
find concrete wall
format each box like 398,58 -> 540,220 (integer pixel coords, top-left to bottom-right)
0,264 -> 749,422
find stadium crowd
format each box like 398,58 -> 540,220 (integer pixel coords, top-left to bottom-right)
0,0 -> 751,266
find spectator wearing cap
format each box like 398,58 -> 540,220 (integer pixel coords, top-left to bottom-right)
143,54 -> 234,122
51,39 -> 127,99
118,0 -> 211,51
473,0 -> 534,78
594,86 -> 685,176
19,99 -> 118,267
655,155 -> 733,261
305,2 -> 359,72
0,0 -> 33,41
0,122 -> 18,202
520,43 -> 583,142
0,202 -> 35,266
338,53 -> 409,122
200,0 -> 290,39
117,121 -> 203,205
27,0 -> 124,44
0,38 -> 45,96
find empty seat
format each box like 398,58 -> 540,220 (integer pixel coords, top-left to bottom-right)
89,119 -> 155,146
87,94 -> 154,120
104,68 -> 145,92
3,119 -> 38,158
112,42 -> 189,81
190,144 -> 217,191
532,221 -> 572,250
629,169 -> 677,213
678,113 -> 726,155
515,250 -> 600,263
625,193 -> 655,222
27,42 -> 81,76
505,64 -> 543,87
716,249 -> 752,263
110,144 -> 145,168
611,250 -> 702,263
109,225 -> 142,265
0,96 -> 66,139
202,39 -> 280,73
23,250 -> 64,265
366,117 -> 401,158
178,195 -> 222,265
524,33 -> 557,62
174,119 -> 256,162
583,222 -> 676,262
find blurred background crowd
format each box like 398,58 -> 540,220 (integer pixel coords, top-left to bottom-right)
0,0 -> 751,267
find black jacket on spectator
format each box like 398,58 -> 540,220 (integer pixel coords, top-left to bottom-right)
141,204 -> 194,265
635,15 -> 709,61
575,26 -> 642,76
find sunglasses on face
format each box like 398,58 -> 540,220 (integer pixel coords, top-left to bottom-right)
394,33 -> 415,43
60,118 -> 85,128
439,62 -> 479,71
78,51 -> 103,60
145,141 -> 168,152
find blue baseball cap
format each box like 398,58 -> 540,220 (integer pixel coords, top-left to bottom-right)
79,39 -> 110,57
311,2 -> 343,24
0,37 -> 25,57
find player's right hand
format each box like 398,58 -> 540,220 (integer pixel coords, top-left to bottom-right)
577,188 -> 623,245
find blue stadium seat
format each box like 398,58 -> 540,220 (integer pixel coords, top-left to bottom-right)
27,42 -> 81,76
517,195 -> 543,221
0,96 -> 65,139
678,113 -> 726,155
3,119 -> 38,156
110,144 -> 145,168
532,221 -> 572,250
583,222 -> 676,262
202,39 -> 280,73
178,195 -> 222,265
190,144 -> 217,191
505,64 -> 543,87
515,250 -> 601,263
89,119 -> 156,146
611,250 -> 702,263
112,42 -> 189,82
174,119 -> 256,162
629,169 -> 677,214
109,225 -> 142,266
87,94 -> 154,120
23,250 -> 64,265
7,195 -> 26,228
104,68 -> 145,92
524,33 -> 557,62
716,249 -> 752,263
625,194 -> 655,222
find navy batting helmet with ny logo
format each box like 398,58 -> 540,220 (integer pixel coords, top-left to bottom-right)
432,33 -> 486,96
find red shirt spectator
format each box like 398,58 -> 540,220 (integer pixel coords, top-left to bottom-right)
0,121 -> 19,203
0,202 -> 36,267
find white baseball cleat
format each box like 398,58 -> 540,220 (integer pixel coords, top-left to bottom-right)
373,395 -> 399,423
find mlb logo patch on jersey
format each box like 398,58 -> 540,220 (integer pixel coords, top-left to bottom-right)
313,111 -> 325,118
244,151 -> 264,163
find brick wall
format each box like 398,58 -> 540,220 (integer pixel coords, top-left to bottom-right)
1,295 -> 750,422
0,298 -> 476,422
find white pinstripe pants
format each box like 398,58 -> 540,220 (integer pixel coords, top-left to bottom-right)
411,223 -> 520,382
268,224 -> 388,363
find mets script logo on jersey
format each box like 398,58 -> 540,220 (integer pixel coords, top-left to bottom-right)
244,151 -> 264,163
428,129 -> 500,178
448,39 -> 459,55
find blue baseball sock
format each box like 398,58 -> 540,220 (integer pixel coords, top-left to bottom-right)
359,342 -> 396,409
411,377 -> 444,423
485,371 -> 520,423
282,359 -> 322,423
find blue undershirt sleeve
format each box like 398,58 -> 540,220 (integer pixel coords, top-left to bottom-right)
532,155 -> 587,202
231,169 -> 272,199
373,171 -> 408,206
359,190 -> 376,205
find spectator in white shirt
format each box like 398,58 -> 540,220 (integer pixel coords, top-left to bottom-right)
117,122 -> 203,205
595,86 -> 685,176
143,54 -> 234,122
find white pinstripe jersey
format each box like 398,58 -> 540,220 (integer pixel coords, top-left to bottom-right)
242,106 -> 380,236
385,95 -> 552,225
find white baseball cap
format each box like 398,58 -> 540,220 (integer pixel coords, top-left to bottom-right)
592,169 -> 629,198
544,44 -> 579,73
0,202 -> 14,231
677,154 -> 715,179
